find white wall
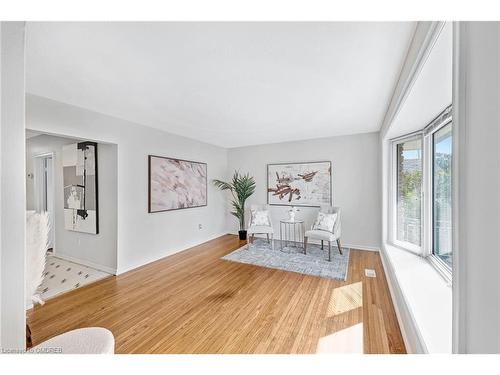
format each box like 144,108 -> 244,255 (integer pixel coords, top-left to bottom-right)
227,132 -> 381,251
378,22 -> 454,353
0,22 -> 26,350
453,21 -> 500,353
26,94 -> 228,274
385,22 -> 452,139
26,134 -> 118,273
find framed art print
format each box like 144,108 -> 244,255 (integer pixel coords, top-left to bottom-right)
63,141 -> 99,234
267,161 -> 331,207
148,155 -> 207,213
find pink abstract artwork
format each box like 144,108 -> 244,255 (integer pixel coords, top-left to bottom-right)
149,155 -> 207,212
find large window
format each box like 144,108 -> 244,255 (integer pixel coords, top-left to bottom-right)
391,106 -> 453,276
396,138 -> 422,247
432,123 -> 452,268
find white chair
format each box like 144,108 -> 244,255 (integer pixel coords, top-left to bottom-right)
304,206 -> 343,261
247,204 -> 274,249
31,327 -> 115,354
26,211 -> 49,347
26,211 -> 49,307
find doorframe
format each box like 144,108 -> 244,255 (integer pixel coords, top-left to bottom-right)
33,151 -> 56,253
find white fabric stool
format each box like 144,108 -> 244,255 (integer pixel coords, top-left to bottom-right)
32,327 -> 115,354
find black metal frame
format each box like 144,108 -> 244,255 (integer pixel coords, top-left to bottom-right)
74,141 -> 99,234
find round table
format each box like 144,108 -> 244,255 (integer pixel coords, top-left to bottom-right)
279,219 -> 305,252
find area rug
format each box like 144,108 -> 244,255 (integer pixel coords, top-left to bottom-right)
222,238 -> 350,281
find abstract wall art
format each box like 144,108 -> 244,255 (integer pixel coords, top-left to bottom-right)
267,161 -> 332,207
148,155 -> 207,213
63,141 -> 99,234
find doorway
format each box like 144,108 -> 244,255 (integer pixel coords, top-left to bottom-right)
25,132 -> 116,305
33,153 -> 55,251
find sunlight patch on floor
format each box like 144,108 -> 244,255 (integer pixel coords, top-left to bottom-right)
326,281 -> 362,317
316,323 -> 363,354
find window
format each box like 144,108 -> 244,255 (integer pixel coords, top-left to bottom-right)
432,123 -> 452,268
396,138 -> 422,248
390,106 -> 453,276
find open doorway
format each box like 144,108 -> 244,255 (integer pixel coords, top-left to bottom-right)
25,131 -> 117,305
32,153 -> 55,252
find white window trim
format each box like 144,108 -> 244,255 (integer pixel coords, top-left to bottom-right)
428,253 -> 452,284
390,133 -> 424,255
424,116 -> 453,282
389,105 -> 453,281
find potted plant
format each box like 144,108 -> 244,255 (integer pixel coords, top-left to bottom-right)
213,171 -> 256,240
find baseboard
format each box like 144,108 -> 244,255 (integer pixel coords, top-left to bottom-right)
343,243 -> 379,252
379,244 -> 428,353
54,253 -> 117,275
116,232 -> 228,275
232,232 -> 379,252
306,241 -> 379,252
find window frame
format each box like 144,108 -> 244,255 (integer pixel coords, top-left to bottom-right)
390,132 -> 424,255
390,105 -> 453,281
424,117 -> 453,280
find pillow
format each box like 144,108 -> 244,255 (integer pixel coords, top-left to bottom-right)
312,212 -> 337,232
251,210 -> 271,226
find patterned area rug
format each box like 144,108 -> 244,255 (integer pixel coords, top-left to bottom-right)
222,238 -> 350,281
38,255 -> 111,301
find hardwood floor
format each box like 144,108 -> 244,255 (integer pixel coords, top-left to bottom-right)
27,235 -> 406,354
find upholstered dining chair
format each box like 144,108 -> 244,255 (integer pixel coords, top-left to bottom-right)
247,204 -> 274,249
304,205 -> 342,261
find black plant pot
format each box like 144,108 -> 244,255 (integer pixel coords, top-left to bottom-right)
238,230 -> 247,241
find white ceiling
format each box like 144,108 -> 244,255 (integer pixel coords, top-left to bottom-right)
386,22 -> 452,139
26,22 -> 416,148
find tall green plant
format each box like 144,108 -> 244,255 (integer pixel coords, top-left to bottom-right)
213,171 -> 256,231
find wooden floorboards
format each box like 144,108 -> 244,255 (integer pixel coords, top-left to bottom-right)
27,235 -> 406,354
